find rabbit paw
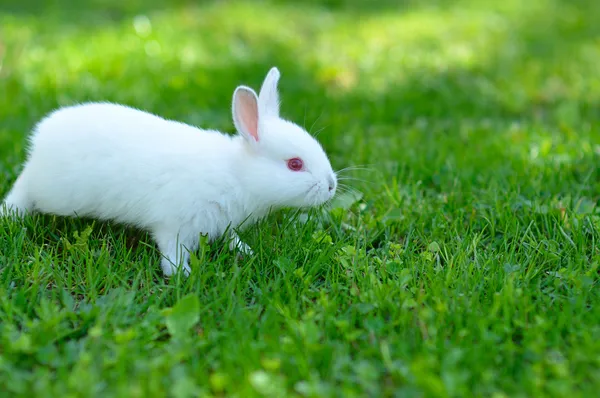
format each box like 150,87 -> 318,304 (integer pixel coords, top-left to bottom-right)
229,233 -> 253,258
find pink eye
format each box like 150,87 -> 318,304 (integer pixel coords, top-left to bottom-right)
287,157 -> 304,171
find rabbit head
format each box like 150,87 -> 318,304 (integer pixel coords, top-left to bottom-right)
232,67 -> 337,210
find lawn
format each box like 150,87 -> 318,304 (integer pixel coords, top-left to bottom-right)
0,0 -> 599,396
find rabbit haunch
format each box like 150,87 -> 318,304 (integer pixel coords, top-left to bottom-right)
1,67 -> 337,276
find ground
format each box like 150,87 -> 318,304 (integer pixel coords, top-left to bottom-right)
0,0 -> 599,397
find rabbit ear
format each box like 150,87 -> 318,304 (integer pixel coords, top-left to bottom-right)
258,67 -> 281,118
232,86 -> 260,143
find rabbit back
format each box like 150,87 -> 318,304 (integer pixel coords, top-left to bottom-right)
19,102 -> 245,236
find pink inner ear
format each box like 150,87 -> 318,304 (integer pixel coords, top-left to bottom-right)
236,90 -> 259,142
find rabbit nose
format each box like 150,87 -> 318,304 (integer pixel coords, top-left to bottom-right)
328,176 -> 336,192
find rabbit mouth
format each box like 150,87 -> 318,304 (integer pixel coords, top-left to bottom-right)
305,183 -> 329,207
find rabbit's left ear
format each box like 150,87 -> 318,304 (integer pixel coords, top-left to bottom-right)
232,86 -> 260,143
258,67 -> 281,118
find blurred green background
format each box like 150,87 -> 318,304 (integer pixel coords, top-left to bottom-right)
0,0 -> 599,396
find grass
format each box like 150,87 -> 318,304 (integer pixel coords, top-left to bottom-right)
0,0 -> 599,396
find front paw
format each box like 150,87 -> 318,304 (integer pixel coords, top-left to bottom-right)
228,235 -> 254,258
237,241 -> 253,256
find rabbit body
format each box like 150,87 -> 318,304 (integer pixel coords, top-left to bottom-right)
2,67 -> 337,276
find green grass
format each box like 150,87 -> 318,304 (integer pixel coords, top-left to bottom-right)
1,0 -> 599,396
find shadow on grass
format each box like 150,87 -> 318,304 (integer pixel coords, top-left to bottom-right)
0,0 -> 458,19
0,0 -> 203,25
2,0 -> 599,118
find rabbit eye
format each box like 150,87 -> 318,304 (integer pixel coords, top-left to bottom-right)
287,158 -> 304,171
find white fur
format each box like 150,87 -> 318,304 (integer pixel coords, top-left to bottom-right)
1,67 -> 337,276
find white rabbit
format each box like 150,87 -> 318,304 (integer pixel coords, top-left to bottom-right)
1,67 -> 337,276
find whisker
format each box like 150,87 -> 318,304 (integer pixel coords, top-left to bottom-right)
334,191 -> 361,200
336,165 -> 375,174
335,168 -> 376,178
334,185 -> 363,197
312,125 -> 329,138
338,181 -> 361,188
309,111 -> 324,136
336,183 -> 358,191
336,177 -> 373,184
